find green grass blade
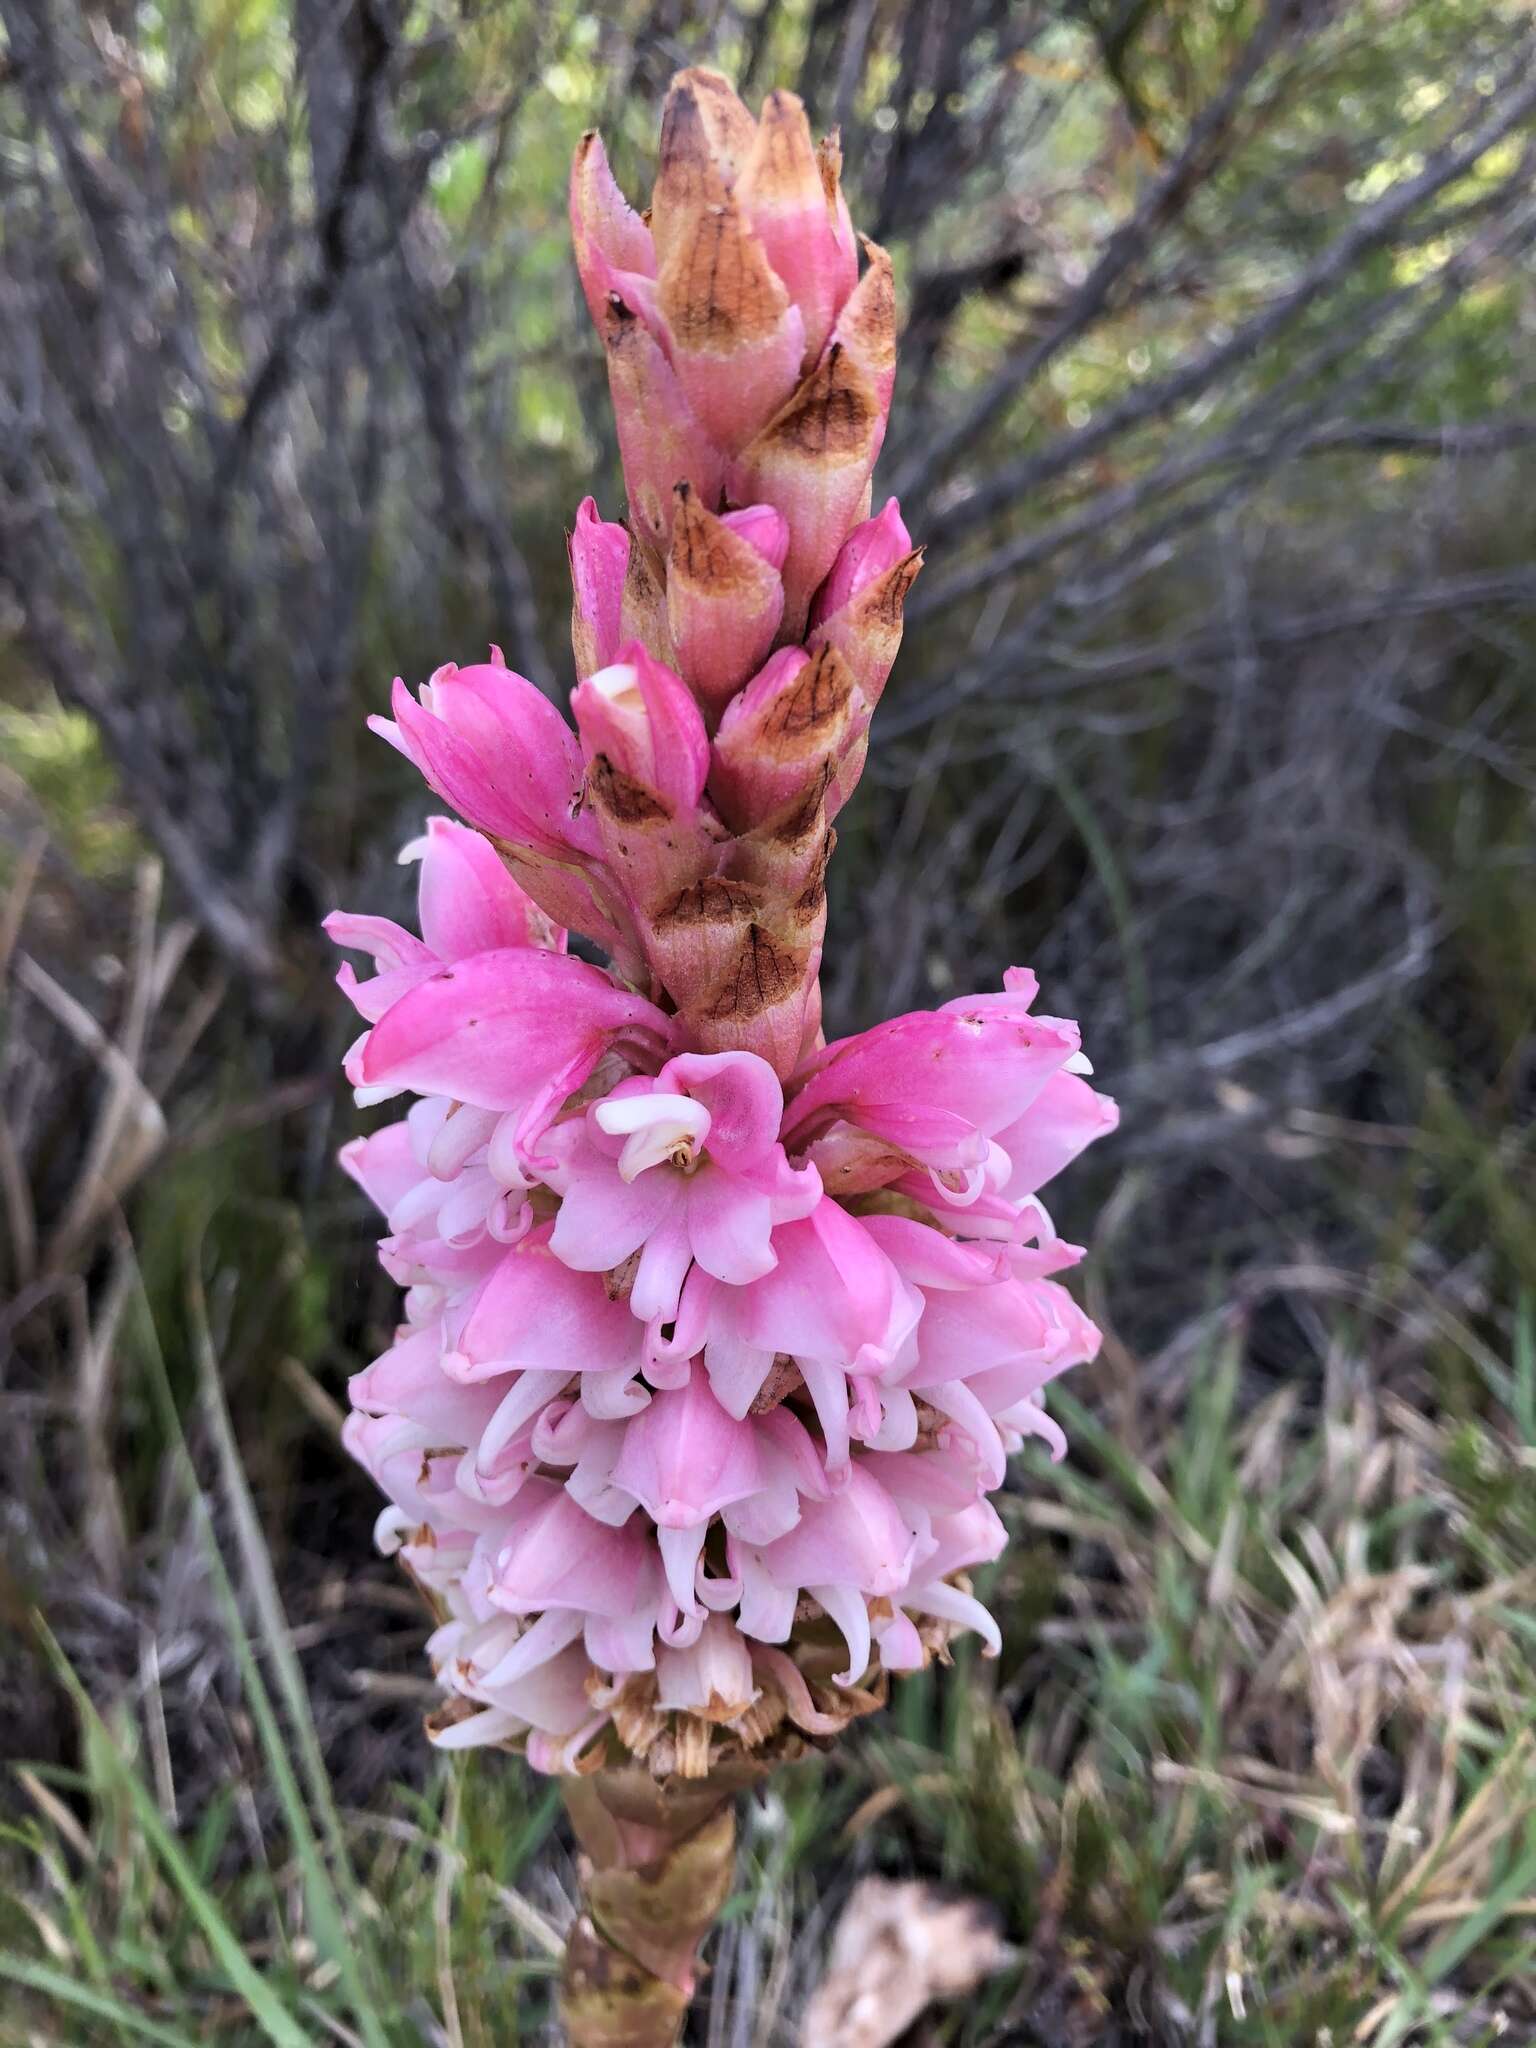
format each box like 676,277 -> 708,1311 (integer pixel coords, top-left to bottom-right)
123,1255 -> 392,2048
0,1952 -> 206,2048
37,1628 -> 312,2048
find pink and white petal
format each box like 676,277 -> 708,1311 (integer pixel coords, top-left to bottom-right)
630,1205 -> 696,1323
684,1176 -> 777,1285
551,1163 -> 676,1276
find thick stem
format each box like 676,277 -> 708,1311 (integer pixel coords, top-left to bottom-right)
559,1763 -> 763,2046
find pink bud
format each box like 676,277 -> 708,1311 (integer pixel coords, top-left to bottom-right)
728,343 -> 883,638
710,644 -> 859,832
722,502 -> 789,571
568,498 -> 629,680
656,198 -> 806,456
409,816 -> 563,962
572,643 -> 710,815
737,91 -> 858,367
569,131 -> 655,329
371,661 -> 596,864
810,499 -> 911,628
666,484 -> 786,724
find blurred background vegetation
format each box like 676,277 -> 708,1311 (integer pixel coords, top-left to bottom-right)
2,0 -> 1535,2040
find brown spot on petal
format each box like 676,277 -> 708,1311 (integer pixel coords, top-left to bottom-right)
588,754 -> 670,825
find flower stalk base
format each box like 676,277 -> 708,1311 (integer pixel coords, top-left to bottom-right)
559,1763 -> 765,2046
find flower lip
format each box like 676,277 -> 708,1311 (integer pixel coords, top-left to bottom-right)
594,1089 -> 713,1181
585,661 -> 643,711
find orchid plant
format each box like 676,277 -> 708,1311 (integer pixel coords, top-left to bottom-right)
329,69 -> 1116,2045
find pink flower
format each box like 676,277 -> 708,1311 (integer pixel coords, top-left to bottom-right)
677,1199 -> 921,1479
372,657 -> 595,863
358,948 -> 672,1171
545,1050 -> 820,1322
333,64 -> 1118,1773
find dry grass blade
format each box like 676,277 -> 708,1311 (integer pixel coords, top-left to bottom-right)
14,949 -> 167,1273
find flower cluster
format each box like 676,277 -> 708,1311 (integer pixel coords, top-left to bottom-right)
330,70 -> 1116,1776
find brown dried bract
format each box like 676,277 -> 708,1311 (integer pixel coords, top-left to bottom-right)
758,343 -> 877,463
669,481 -> 765,594
770,642 -> 854,746
838,238 -> 897,380
739,89 -> 823,215
704,923 -> 801,1023
653,874 -> 759,933
587,754 -> 670,826
660,198 -> 790,351
652,69 -> 756,267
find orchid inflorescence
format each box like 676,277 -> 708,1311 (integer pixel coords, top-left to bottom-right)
328,68 -> 1116,1787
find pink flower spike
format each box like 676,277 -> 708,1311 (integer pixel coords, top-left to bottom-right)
569,498 -> 631,680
